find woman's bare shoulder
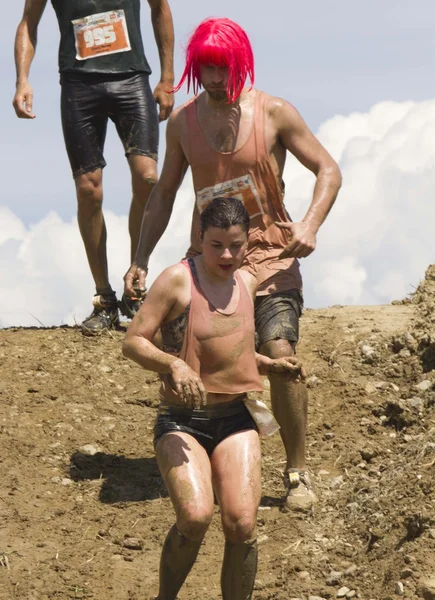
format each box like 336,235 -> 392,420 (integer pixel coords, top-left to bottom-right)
149,262 -> 190,297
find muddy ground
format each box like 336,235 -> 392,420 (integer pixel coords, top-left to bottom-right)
1,267 -> 435,600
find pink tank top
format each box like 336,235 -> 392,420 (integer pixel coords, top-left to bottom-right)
162,259 -> 263,402
182,89 -> 302,296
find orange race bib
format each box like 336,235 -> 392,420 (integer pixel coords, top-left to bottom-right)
196,175 -> 264,219
72,10 -> 131,61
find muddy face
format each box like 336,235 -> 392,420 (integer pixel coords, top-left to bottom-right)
200,225 -> 248,281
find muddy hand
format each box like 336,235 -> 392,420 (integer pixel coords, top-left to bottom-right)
170,360 -> 207,407
124,263 -> 147,298
275,221 -> 316,259
269,357 -> 307,382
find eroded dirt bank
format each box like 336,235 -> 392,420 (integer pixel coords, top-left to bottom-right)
1,267 -> 435,600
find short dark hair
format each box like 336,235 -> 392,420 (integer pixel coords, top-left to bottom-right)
200,197 -> 250,237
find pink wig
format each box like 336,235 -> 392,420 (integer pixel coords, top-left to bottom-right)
173,18 -> 255,102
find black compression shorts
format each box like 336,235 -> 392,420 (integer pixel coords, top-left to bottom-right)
60,72 -> 159,177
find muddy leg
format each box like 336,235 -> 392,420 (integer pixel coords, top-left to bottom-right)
211,429 -> 261,600
155,432 -> 214,599
156,525 -> 202,600
260,339 -> 317,511
260,339 -> 307,470
221,539 -> 258,600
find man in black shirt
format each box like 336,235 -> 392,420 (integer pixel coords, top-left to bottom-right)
13,0 -> 174,334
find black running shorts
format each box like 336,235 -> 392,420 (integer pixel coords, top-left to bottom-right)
154,397 -> 258,457
60,72 -> 159,177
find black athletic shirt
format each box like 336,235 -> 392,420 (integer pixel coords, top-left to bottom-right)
51,0 -> 152,74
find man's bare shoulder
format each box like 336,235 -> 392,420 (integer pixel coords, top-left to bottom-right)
262,93 -> 301,123
169,96 -> 197,120
166,98 -> 196,137
166,104 -> 183,130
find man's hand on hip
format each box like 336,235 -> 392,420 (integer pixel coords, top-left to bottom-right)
276,221 -> 317,259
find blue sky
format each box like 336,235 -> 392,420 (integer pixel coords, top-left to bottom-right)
3,0 -> 434,223
1,1 -> 435,325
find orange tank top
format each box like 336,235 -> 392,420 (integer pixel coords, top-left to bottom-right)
162,259 -> 263,402
183,89 -> 302,296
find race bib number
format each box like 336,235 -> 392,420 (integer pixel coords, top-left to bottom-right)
196,174 -> 264,219
72,10 -> 131,61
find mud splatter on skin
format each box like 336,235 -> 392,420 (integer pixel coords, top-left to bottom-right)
221,539 -> 258,599
156,433 -> 213,511
158,525 -> 203,598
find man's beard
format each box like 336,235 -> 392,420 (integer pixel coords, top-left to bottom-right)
206,88 -> 229,102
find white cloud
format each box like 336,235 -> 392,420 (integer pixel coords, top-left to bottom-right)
0,207 -> 26,246
314,257 -> 367,306
0,185 -> 193,328
1,98 -> 435,326
286,98 -> 435,307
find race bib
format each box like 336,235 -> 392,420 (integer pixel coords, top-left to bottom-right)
196,174 -> 264,219
72,10 -> 131,61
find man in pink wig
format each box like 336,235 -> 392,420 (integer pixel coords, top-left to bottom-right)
125,17 -> 341,514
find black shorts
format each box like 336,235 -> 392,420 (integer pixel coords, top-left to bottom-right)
154,397 -> 258,457
254,289 -> 303,349
60,72 -> 159,178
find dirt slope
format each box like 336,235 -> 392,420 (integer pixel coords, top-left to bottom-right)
1,267 -> 435,600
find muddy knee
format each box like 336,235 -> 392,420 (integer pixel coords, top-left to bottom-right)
222,513 -> 257,544
131,175 -> 158,208
141,175 -> 158,187
260,338 -> 295,360
177,505 -> 213,541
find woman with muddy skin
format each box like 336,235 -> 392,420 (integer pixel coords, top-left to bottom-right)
123,197 -> 305,600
